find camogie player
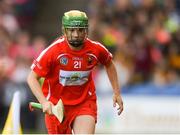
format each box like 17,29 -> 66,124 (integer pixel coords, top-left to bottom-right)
27,10 -> 123,134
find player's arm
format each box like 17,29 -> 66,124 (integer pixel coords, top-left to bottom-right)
104,60 -> 123,115
27,70 -> 53,114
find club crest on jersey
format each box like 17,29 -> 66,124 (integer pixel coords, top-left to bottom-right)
86,54 -> 98,69
87,56 -> 93,65
60,56 -> 68,65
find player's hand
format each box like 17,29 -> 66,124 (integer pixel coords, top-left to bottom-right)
113,93 -> 123,115
41,101 -> 53,115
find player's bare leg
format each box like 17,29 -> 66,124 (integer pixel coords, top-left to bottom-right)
72,115 -> 95,134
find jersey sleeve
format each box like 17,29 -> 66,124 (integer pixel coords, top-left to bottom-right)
97,43 -> 113,66
31,47 -> 53,77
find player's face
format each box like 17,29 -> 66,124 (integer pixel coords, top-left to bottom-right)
64,28 -> 87,48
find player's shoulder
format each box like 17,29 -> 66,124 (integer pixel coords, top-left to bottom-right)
86,38 -> 105,48
50,36 -> 65,48
86,38 -> 102,46
45,36 -> 65,51
86,38 -> 108,51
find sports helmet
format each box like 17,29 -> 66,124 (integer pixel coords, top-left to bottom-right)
62,10 -> 88,28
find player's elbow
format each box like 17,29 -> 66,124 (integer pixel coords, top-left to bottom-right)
105,60 -> 113,69
27,70 -> 36,85
27,71 -> 32,86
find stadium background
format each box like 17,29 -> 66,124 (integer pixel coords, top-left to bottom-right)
0,0 -> 180,133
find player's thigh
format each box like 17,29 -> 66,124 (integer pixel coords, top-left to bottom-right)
72,115 -> 96,134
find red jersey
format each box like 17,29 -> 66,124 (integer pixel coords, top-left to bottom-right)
31,36 -> 112,105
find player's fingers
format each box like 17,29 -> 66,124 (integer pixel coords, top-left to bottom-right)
42,107 -> 47,113
119,106 -> 123,115
44,108 -> 53,115
113,96 -> 117,107
116,104 -> 123,115
42,105 -> 53,115
118,110 -> 121,115
116,107 -> 121,114
48,109 -> 53,115
48,106 -> 53,115
117,109 -> 122,115
113,100 -> 116,107
42,108 -> 48,113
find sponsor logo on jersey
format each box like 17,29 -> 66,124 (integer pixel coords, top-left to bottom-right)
70,72 -> 81,81
59,70 -> 90,86
60,56 -> 68,65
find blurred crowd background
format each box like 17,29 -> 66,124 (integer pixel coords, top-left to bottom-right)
0,0 -> 179,133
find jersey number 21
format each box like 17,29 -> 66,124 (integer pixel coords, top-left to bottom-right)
74,61 -> 81,68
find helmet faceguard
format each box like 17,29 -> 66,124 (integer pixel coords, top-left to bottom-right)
62,10 -> 88,48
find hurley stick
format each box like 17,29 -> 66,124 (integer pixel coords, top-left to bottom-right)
29,99 -> 64,123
